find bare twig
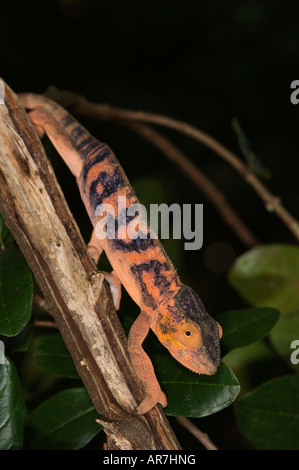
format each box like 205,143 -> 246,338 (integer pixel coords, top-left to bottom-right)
45,87 -> 299,243
176,416 -> 218,450
34,320 -> 57,329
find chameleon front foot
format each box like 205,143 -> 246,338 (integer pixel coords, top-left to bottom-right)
128,311 -> 168,414
135,389 -> 168,415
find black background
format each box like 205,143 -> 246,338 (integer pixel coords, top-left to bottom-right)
2,0 -> 299,449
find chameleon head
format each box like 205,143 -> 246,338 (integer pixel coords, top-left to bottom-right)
156,285 -> 222,375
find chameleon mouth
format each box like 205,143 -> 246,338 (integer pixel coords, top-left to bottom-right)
168,345 -> 218,376
159,332 -> 220,376
189,357 -> 218,375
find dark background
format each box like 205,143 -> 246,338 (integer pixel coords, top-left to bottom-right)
1,0 -> 299,449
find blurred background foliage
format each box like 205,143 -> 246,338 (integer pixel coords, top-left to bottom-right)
1,0 -> 299,450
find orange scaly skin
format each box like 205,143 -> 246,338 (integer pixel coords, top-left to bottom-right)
19,93 -> 222,414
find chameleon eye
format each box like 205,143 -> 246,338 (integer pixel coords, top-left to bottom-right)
178,322 -> 202,347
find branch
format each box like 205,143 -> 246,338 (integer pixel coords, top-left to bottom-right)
45,87 -> 299,244
0,79 -> 181,451
176,416 -> 218,450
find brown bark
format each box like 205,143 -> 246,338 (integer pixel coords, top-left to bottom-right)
0,79 -> 181,450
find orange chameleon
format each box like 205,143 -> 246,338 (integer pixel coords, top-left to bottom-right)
19,93 -> 222,414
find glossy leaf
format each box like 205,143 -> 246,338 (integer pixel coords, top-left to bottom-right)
0,248 -> 33,336
0,357 -> 27,449
228,244 -> 299,313
28,388 -> 101,450
223,342 -> 283,397
156,356 -> 240,417
34,335 -> 79,379
218,307 -> 279,352
235,375 -> 299,449
228,244 -> 299,365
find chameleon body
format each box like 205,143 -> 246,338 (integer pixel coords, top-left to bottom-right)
19,93 -> 222,414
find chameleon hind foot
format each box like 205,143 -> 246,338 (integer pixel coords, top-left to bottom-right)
103,270 -> 122,311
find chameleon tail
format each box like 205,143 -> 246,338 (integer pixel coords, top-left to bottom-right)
18,93 -> 103,178
18,93 -> 92,150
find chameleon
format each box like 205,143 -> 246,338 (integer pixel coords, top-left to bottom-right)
19,93 -> 222,414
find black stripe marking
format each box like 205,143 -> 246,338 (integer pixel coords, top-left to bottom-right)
60,114 -> 77,128
71,125 -> 87,141
84,141 -> 105,157
130,260 -> 172,307
111,236 -> 154,253
89,169 -> 124,207
82,149 -> 111,188
77,136 -> 94,150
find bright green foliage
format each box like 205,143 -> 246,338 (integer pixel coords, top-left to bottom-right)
235,375 -> 299,450
228,243 -> 299,448
218,307 -> 279,352
34,335 -> 80,379
158,359 -> 240,418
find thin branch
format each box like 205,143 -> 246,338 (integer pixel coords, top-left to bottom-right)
34,320 -> 58,329
45,87 -> 299,243
176,416 -> 218,450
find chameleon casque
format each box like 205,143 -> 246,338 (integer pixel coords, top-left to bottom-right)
19,93 -> 222,414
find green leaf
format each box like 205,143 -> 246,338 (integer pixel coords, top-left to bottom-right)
0,247 -> 33,336
223,342 -> 282,397
228,244 -> 299,313
234,375 -> 299,449
156,357 -> 240,418
0,357 -> 27,449
228,244 -> 299,364
34,335 -> 79,379
218,307 -> 279,352
28,388 -> 101,450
